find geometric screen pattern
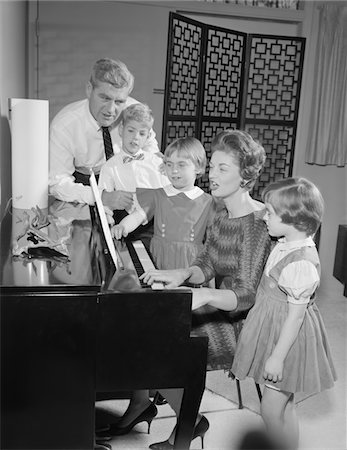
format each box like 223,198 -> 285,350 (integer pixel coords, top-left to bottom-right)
245,124 -> 295,200
167,17 -> 203,117
166,121 -> 197,141
203,28 -> 245,119
163,14 -> 305,198
246,36 -> 305,121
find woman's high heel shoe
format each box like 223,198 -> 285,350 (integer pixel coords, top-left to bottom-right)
192,415 -> 209,448
149,415 -> 209,449
96,402 -> 158,438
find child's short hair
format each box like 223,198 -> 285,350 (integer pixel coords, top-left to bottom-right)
164,137 -> 207,177
262,177 -> 324,236
122,103 -> 154,129
211,129 -> 266,190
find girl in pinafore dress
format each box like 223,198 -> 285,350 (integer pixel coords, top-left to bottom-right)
232,177 -> 336,450
112,137 -> 213,270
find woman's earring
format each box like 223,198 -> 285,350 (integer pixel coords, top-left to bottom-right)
240,180 -> 247,188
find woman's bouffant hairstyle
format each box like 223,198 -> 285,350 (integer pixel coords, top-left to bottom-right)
211,129 -> 266,190
122,103 -> 154,129
90,58 -> 134,93
164,137 -> 207,178
262,177 -> 324,236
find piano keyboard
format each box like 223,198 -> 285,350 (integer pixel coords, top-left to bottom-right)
126,240 -> 164,290
108,238 -> 164,291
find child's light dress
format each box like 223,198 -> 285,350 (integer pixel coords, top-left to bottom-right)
232,237 -> 337,394
136,185 -> 213,270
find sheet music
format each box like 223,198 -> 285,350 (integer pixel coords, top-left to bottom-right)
89,171 -> 119,270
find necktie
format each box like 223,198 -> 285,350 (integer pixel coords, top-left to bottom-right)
123,153 -> 145,164
101,127 -> 114,160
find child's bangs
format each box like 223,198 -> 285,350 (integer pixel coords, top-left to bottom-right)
265,187 -> 298,216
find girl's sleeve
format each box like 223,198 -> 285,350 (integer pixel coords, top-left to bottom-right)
278,260 -> 320,304
135,188 -> 157,223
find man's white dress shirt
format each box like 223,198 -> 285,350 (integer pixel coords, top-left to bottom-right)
49,98 -> 159,205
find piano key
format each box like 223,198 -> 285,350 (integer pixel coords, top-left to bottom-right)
128,240 -> 164,290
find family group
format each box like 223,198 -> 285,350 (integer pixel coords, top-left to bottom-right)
49,57 -> 336,450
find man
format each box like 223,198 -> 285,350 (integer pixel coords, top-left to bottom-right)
49,58 -> 160,209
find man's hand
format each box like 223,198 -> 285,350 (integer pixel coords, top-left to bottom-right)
102,190 -> 133,211
104,206 -> 115,225
111,224 -> 127,240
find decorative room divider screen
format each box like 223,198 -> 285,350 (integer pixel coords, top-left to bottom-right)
162,13 -> 305,199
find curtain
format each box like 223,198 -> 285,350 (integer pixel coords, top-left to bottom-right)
305,3 -> 347,166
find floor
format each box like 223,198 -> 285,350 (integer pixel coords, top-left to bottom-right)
96,280 -> 347,450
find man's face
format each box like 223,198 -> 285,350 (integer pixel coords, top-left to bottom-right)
86,81 -> 130,127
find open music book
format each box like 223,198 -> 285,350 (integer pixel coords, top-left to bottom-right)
89,171 -> 163,290
90,170 -> 120,270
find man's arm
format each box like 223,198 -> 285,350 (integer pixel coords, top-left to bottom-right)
49,121 -> 95,204
102,190 -> 134,211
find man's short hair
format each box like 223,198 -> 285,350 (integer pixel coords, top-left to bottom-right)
90,58 -> 134,93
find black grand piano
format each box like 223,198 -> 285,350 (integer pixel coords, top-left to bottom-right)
0,200 -> 208,450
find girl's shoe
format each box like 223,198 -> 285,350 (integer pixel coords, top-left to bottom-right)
97,402 -> 158,438
149,415 -> 209,449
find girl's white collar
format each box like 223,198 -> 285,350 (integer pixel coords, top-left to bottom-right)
163,184 -> 204,199
277,236 -> 315,250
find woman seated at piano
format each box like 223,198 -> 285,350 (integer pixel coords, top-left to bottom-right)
98,129 -> 272,449
142,129 -> 272,449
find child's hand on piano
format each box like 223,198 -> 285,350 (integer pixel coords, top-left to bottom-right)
111,224 -> 128,240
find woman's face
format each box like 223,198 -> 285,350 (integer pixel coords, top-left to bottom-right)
209,150 -> 242,199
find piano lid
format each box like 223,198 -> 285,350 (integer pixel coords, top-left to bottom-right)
0,200 -> 102,289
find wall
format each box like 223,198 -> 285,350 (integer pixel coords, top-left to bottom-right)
31,1 -> 171,142
0,0 -> 27,218
293,1 -> 347,294
31,0 -> 306,144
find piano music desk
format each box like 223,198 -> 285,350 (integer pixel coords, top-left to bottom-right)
0,201 -> 208,450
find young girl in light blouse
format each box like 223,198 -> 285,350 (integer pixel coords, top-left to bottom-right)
232,177 -> 336,450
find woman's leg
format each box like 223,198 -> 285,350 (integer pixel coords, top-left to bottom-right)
117,389 -> 152,427
157,388 -> 205,445
260,386 -> 298,450
158,388 -> 184,416
156,388 -> 184,444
